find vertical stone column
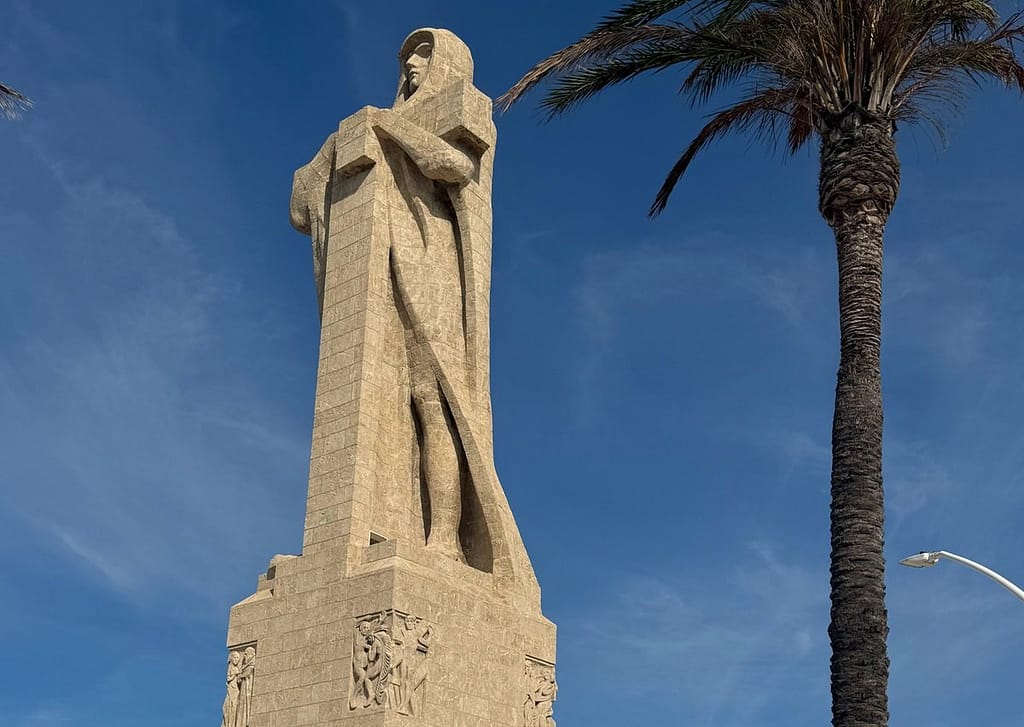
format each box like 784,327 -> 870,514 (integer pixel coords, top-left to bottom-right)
304,107 -> 390,565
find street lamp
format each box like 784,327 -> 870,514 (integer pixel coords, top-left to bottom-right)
899,550 -> 1024,602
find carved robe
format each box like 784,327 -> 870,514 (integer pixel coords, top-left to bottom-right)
289,28 -> 539,602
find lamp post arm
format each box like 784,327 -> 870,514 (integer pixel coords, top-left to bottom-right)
936,551 -> 1024,603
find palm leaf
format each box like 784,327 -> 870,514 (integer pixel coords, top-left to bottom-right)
497,0 -> 752,109
1,82 -> 31,120
650,86 -> 793,215
538,39 -> 694,116
502,0 -> 1024,215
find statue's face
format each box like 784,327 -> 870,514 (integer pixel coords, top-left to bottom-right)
243,647 -> 256,662
405,42 -> 432,93
358,621 -> 373,637
404,615 -> 418,630
230,651 -> 242,665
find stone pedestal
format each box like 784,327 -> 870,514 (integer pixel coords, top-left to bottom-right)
227,541 -> 554,727
219,27 -> 556,727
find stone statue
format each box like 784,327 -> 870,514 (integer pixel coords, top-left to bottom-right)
220,650 -> 242,727
289,28 -> 537,583
219,28 -> 556,727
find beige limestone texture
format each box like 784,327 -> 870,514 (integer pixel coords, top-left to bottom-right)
221,27 -> 556,727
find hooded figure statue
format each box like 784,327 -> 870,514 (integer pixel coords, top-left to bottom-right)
290,28 -> 539,607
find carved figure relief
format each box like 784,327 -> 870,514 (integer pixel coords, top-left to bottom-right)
221,645 -> 256,727
391,613 -> 433,715
523,658 -> 557,727
349,611 -> 433,715
220,650 -> 241,727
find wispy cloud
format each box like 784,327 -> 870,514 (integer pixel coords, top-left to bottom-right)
1,146 -> 305,612
889,563 -> 1024,723
574,238 -> 832,342
570,236 -> 835,425
574,542 -> 828,725
884,438 -> 957,534
1,38 -> 308,616
760,428 -> 831,482
17,708 -> 73,727
886,237 -> 1024,373
46,521 -> 137,592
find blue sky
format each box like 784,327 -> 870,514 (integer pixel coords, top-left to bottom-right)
3,1 -> 1024,725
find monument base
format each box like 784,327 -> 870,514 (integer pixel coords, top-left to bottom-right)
226,539 -> 556,727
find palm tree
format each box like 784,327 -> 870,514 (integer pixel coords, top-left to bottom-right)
499,2 -> 1024,725
1,82 -> 32,120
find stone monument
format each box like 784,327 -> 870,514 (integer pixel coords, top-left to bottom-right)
221,27 -> 557,727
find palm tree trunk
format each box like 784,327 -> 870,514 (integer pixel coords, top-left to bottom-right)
818,109 -> 899,727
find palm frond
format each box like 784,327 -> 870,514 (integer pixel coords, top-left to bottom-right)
650,86 -> 792,215
503,0 -> 1024,215
679,16 -> 775,104
497,0 -> 758,110
786,94 -> 815,153
538,41 -> 694,117
1,82 -> 31,120
497,0 -> 700,110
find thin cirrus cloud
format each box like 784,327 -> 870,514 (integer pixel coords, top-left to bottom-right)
2,134 -> 305,615
573,542 -> 828,725
0,2 -> 316,625
573,239 -> 834,346
567,237 -> 836,430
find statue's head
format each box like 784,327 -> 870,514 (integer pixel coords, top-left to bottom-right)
403,614 -> 419,630
357,620 -> 374,637
404,42 -> 431,95
229,651 -> 242,666
243,646 -> 256,663
395,28 -> 474,106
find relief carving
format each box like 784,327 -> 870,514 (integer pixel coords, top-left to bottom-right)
221,645 -> 256,727
523,658 -> 556,727
350,611 -> 434,716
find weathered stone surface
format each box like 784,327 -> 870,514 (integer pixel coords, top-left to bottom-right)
221,27 -> 557,727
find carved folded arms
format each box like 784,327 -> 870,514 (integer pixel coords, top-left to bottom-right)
371,108 -> 475,184
289,106 -> 475,240
288,101 -> 479,319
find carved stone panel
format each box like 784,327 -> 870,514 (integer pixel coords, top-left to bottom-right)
349,610 -> 434,716
523,657 -> 556,727
221,643 -> 257,727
